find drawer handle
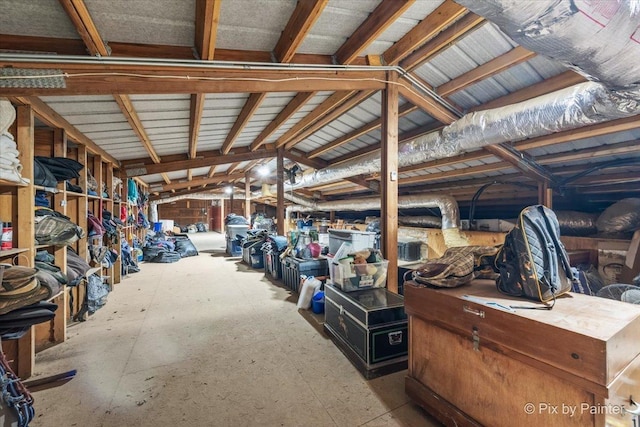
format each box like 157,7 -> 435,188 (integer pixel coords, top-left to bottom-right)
463,305 -> 485,318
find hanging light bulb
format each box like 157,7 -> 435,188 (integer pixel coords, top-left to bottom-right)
257,165 -> 270,177
224,186 -> 233,194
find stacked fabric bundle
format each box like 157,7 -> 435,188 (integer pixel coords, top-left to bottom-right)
0,98 -> 29,184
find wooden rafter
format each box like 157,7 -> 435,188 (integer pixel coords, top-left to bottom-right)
400,161 -> 511,185
308,103 -> 418,159
114,95 -> 162,164
401,13 -> 485,70
124,147 -> 277,176
58,0 -> 108,56
250,92 -> 315,151
59,0 -> 162,168
194,0 -> 222,60
382,0 -> 467,65
274,0 -> 328,63
398,84 -> 458,124
330,123 -> 442,165
226,162 -> 242,175
161,173 -> 172,185
189,96 -> 205,154
334,0 -> 416,65
221,93 -> 267,154
274,91 -> 355,148
437,46 -> 537,97
474,71 -> 586,111
284,91 -> 373,150
483,144 -> 556,183
206,165 -> 218,178
163,172 -> 246,191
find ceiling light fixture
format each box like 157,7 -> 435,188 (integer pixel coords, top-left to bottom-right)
224,186 -> 233,194
257,165 -> 270,176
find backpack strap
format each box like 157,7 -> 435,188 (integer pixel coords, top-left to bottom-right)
537,206 -> 575,284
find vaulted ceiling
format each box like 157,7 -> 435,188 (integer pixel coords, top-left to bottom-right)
1,0 -> 639,216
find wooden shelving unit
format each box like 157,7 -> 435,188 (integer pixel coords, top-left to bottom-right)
1,102 -> 128,377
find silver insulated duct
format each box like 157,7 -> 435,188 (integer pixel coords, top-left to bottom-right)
456,0 -> 640,90
270,81 -> 639,195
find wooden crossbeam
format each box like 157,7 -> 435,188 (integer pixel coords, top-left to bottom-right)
163,172 -> 246,191
274,0 -> 328,63
194,0 -> 222,60
335,0 -> 415,65
221,93 -> 267,154
382,0 -> 467,65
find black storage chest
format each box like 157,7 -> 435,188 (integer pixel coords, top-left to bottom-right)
281,257 -> 328,293
324,284 -> 408,379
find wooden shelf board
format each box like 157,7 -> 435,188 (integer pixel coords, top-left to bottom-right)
65,191 -> 85,198
0,247 -> 30,258
46,289 -> 65,302
87,194 -> 101,200
34,185 -> 59,193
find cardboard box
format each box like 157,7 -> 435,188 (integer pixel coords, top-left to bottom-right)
597,241 -> 630,285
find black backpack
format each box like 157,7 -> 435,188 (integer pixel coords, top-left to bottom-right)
495,205 -> 575,307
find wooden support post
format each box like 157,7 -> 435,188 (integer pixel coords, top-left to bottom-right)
15,105 -> 35,378
276,148 -> 285,235
245,171 -> 251,221
538,182 -> 553,208
36,128 -> 68,348
77,145 -> 88,262
381,71 -> 399,293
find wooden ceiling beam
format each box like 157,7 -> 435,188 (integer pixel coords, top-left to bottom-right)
398,84 -> 458,124
286,149 -> 328,170
330,123 -> 442,165
437,46 -> 537,97
124,147 -> 277,176
163,172 -> 246,191
515,115 -> 640,151
274,0 -> 328,63
274,91 -> 355,148
206,165 -> 217,178
308,103 -> 418,158
250,92 -> 315,151
221,93 -> 267,154
0,63 -> 386,95
334,0 -> 416,65
226,162 -> 242,175
284,90 -> 373,150
400,161 -> 511,185
189,94 -> 205,159
194,0 -> 222,60
538,139 -> 640,165
473,71 -> 586,111
401,13 -> 485,71
0,34 -> 87,55
382,0 -> 468,65
483,144 -> 556,183
58,0 -> 108,57
10,96 -> 119,165
114,94 -> 162,164
59,0 -> 162,165
161,173 -> 172,185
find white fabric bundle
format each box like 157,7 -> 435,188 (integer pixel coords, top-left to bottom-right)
0,98 -> 29,184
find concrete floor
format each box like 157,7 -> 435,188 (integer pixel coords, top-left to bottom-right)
31,232 -> 440,427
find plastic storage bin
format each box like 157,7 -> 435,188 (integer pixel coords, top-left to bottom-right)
332,260 -> 389,292
225,224 -> 249,240
328,229 -> 378,255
